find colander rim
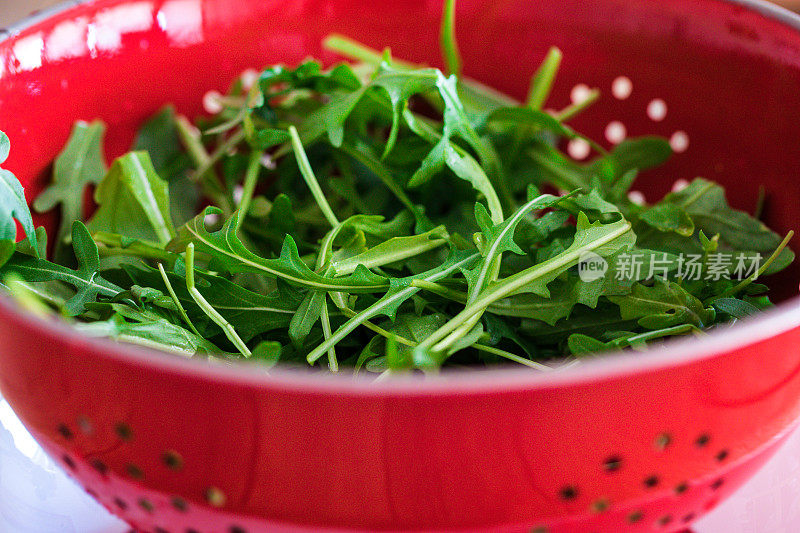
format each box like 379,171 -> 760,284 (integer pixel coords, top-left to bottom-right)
1,0 -> 800,396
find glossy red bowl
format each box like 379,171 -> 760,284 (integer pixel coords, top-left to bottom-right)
2,0 -> 800,531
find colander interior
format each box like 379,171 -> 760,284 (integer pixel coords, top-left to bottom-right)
1,0 -> 800,532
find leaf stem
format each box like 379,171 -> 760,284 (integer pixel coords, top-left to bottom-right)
306,252 -> 479,363
237,149 -> 264,231
320,296 -> 339,372
157,262 -> 202,337
472,343 -> 551,370
526,47 -> 562,110
185,243 -> 251,356
440,0 -> 462,77
93,232 -> 177,264
418,220 -> 632,353
323,34 -> 420,69
289,125 -> 340,228
175,115 -> 233,214
555,89 -> 600,122
704,231 -> 794,305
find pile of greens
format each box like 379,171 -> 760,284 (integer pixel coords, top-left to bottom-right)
0,0 -> 793,373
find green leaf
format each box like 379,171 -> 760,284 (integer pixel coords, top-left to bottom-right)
0,131 -> 38,256
567,333 -> 609,356
464,193 -> 564,300
487,276 -> 605,325
33,121 -> 107,260
171,208 -> 389,293
712,297 -> 760,319
133,107 -> 187,176
133,107 -> 197,227
638,203 -> 694,237
485,107 -> 584,143
0,240 -> 13,268
509,212 -> 635,298
331,225 -> 449,275
252,341 -> 283,367
87,152 -> 175,246
306,249 -> 479,363
408,73 -> 504,222
289,291 -> 326,346
1,221 -> 121,315
413,213 -> 634,360
597,137 -> 672,178
664,178 -> 781,251
608,277 -> 714,329
76,304 -> 217,355
124,265 -> 302,342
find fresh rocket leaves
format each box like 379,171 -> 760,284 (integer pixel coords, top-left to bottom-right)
0,131 -> 38,256
33,121 -> 107,262
3,222 -> 120,315
0,1 -> 794,372
87,152 -> 175,246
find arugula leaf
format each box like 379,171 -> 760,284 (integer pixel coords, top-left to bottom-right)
76,303 -> 217,355
608,278 -> 715,329
87,152 -> 175,246
663,178 -> 785,252
124,265 -> 301,342
133,106 -> 197,227
1,222 -> 121,315
171,208 -> 389,293
306,249 -> 479,363
0,131 -> 38,255
638,203 -> 694,237
33,121 -> 107,260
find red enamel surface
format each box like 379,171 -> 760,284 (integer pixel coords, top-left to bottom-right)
1,0 -> 800,531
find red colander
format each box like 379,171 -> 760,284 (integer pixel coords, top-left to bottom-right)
2,0 -> 800,531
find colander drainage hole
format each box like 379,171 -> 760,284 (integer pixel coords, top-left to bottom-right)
205,486 -> 227,507
558,485 -> 579,500
695,434 -> 711,447
56,423 -> 74,440
602,455 -> 622,472
115,422 -> 133,441
654,433 -> 672,451
154,528 -> 170,533
90,458 -> 108,476
113,497 -> 127,510
126,463 -> 144,480
162,450 -> 184,470
627,510 -> 644,524
682,512 -> 696,524
710,478 -> 725,490
61,454 -> 76,470
715,449 -> 730,462
77,415 -> 93,435
530,527 -> 547,533
656,515 -> 673,528
643,475 -> 660,489
171,496 -> 188,512
590,498 -> 610,513
138,497 -> 154,513
230,526 -> 247,533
